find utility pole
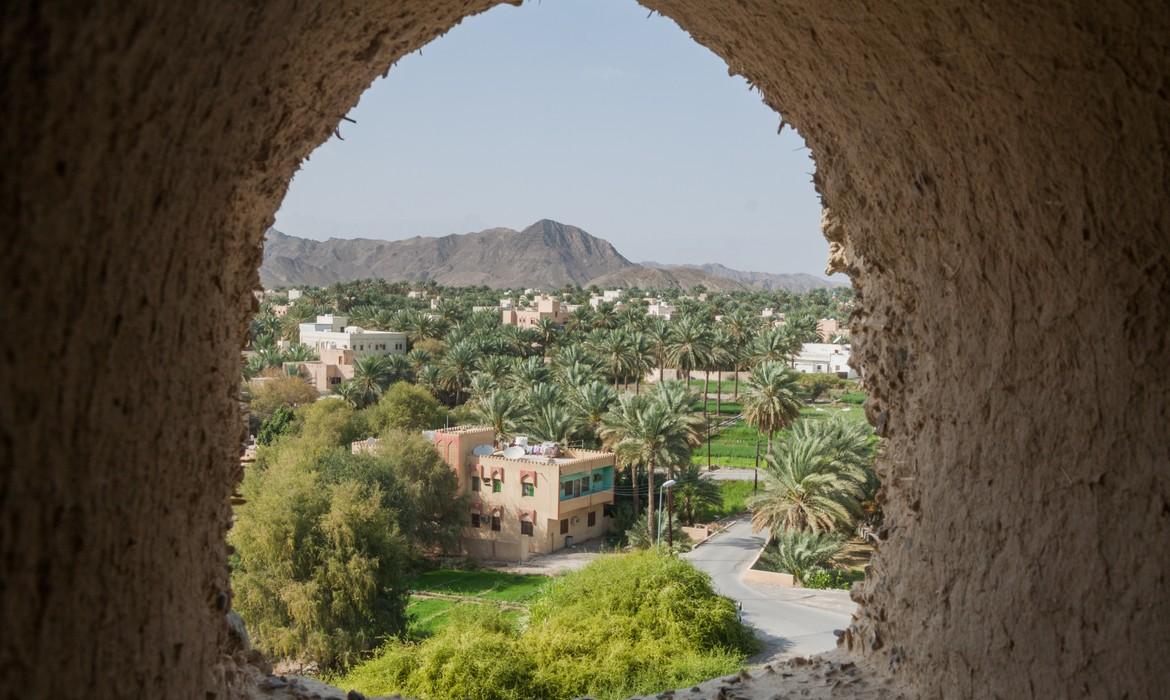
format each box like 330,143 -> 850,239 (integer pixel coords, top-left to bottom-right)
706,418 -> 712,469
753,437 -> 760,492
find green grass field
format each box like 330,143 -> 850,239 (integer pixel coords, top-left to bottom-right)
404,569 -> 545,639
686,377 -> 743,394
409,569 -> 547,603
405,597 -> 524,640
697,481 -> 756,521
693,402 -> 870,468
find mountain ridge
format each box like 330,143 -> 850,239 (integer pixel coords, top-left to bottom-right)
260,220 -> 843,292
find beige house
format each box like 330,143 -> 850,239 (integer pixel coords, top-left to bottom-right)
817,317 -> 849,341
501,295 -> 569,328
284,347 -> 356,393
428,426 -> 615,561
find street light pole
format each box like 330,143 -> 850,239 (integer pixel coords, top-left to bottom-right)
667,488 -> 674,550
657,480 -> 677,549
706,418 -> 712,469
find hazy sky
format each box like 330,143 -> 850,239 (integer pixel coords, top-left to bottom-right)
274,0 -> 833,278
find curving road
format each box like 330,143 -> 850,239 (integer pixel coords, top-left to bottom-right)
685,517 -> 855,662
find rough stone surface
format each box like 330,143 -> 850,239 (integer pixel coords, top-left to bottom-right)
2,1 -> 1168,699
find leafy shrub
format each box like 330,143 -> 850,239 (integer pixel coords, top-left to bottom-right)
366,381 -> 447,433
257,405 -> 295,446
230,461 -> 412,669
249,374 -> 319,421
795,373 -> 847,402
232,421 -> 464,668
623,514 -> 693,553
798,567 -> 866,590
839,391 -> 867,405
337,552 -> 755,700
756,529 -> 845,585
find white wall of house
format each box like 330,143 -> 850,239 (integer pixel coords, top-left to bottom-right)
297,316 -> 407,358
793,343 -> 856,377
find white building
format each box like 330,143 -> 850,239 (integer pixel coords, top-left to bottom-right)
286,289 -> 302,302
792,343 -> 856,378
589,289 -> 624,309
297,315 -> 407,358
646,300 -> 676,320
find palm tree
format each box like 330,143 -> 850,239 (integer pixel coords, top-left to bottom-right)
434,298 -> 466,325
384,353 -> 412,384
649,380 -> 705,468
589,330 -> 634,391
748,430 -> 867,533
599,395 -> 646,524
564,305 -> 593,335
351,355 -> 393,406
439,341 -> 478,405
567,380 -> 617,447
415,365 -> 442,398
626,331 -> 654,394
522,382 -> 559,415
674,464 -> 722,526
666,317 -> 711,385
509,355 -> 549,389
333,380 -> 368,409
707,328 -> 734,417
759,529 -> 846,585
534,317 -> 560,358
467,373 -> 500,405
472,390 -> 524,447
600,395 -> 690,540
784,312 -> 821,344
526,404 -> 576,445
282,343 -> 318,363
794,418 -> 874,477
404,312 -> 444,346
406,348 -> 432,374
741,361 -> 803,452
476,354 -> 512,383
499,324 -> 537,357
751,327 -> 797,367
644,318 -> 671,382
243,354 -> 266,380
555,360 -> 602,390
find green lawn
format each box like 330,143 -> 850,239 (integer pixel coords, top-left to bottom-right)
404,569 -> 544,639
405,597 -> 523,640
409,569 -> 547,603
696,481 -> 756,521
703,399 -> 743,416
693,402 -> 870,468
686,377 -> 744,395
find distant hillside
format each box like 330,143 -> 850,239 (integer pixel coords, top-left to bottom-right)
585,266 -> 748,292
261,220 -> 634,289
261,219 -> 844,292
641,261 -> 845,293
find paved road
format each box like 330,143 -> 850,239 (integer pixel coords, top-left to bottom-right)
685,517 -> 854,662
704,467 -> 760,481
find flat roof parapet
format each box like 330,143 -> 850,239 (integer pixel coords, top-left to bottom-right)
433,425 -> 495,435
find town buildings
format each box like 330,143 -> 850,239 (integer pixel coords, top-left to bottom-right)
645,299 -> 676,320
284,347 -> 356,392
501,295 -> 570,328
589,289 -> 624,309
297,314 -> 407,358
792,343 -> 856,378
816,318 -> 849,341
354,426 -> 616,562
